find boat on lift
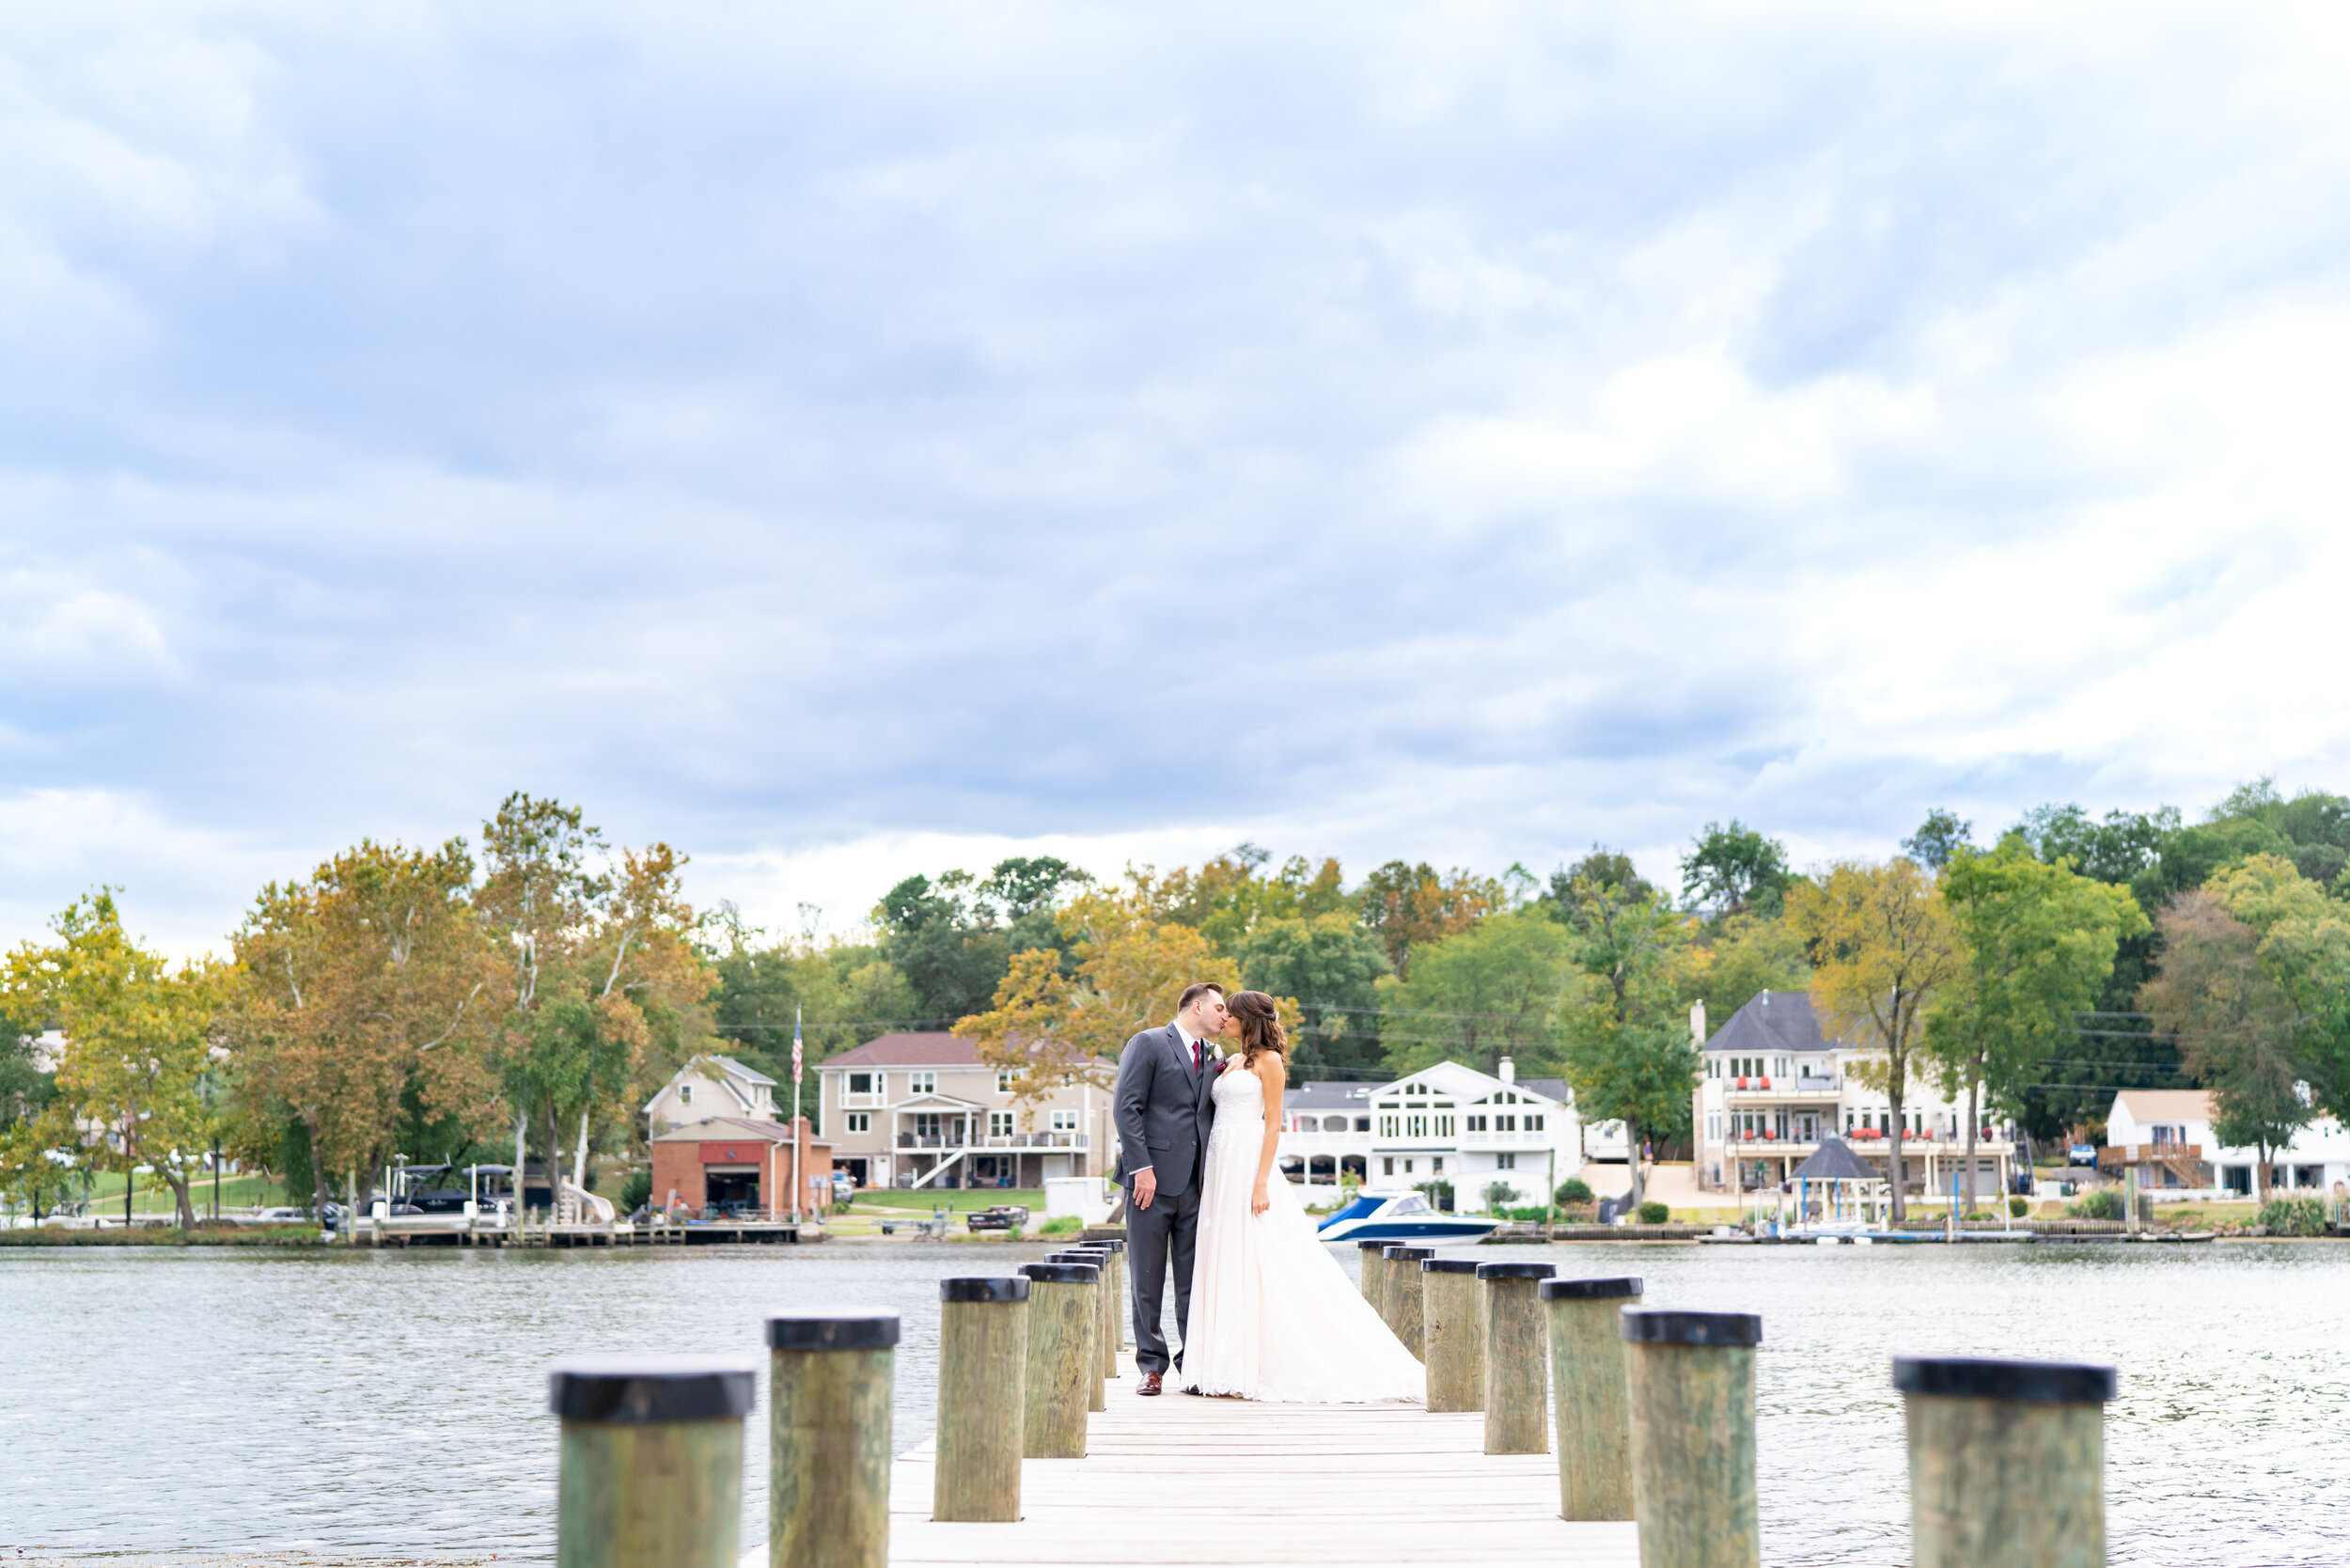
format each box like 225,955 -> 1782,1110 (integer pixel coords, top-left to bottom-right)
1315,1188 -> 1505,1244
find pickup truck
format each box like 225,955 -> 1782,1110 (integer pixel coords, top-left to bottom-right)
965,1205 -> 1031,1231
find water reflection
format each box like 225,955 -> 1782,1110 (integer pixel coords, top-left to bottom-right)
0,1240 -> 2342,1564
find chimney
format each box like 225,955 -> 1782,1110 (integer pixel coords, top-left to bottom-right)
1690,999 -> 1708,1045
1497,1057 -> 1516,1084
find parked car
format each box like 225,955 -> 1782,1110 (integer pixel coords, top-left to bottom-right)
965,1205 -> 1030,1231
2067,1144 -> 2099,1168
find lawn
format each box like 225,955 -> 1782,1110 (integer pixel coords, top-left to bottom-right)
49,1170 -> 294,1217
853,1188 -> 1045,1213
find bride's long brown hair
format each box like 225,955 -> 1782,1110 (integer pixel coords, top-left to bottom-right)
1230,990 -> 1287,1070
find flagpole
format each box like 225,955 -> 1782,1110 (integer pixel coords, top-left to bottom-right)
791,1005 -> 804,1226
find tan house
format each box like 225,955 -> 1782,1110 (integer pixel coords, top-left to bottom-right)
644,1055 -> 780,1136
815,1032 -> 1117,1190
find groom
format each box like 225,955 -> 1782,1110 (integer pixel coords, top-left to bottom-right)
1112,981 -> 1227,1396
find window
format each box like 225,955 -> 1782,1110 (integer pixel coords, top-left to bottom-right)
1465,1114 -> 1488,1133
1402,1158 -> 1416,1174
914,1113 -> 942,1138
846,1072 -> 877,1101
996,1069 -> 1022,1094
909,1072 -> 936,1095
1050,1110 -> 1078,1133
1354,1117 -> 1371,1132
1496,1152 -> 1516,1169
1434,1115 -> 1454,1137
1379,1115 -> 1399,1137
1525,1114 -> 1543,1132
1407,1114 -> 1427,1138
1496,1114 -> 1517,1133
1431,1157 -> 1443,1173
990,1112 -> 1015,1137
845,1113 -> 870,1134
679,1083 -> 694,1105
1382,1157 -> 1395,1176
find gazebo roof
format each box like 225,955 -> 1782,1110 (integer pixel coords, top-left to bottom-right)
1790,1136 -> 1880,1182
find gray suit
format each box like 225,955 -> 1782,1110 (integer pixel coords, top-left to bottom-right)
1113,1020 -> 1221,1374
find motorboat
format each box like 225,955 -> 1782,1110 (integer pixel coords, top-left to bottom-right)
1315,1189 -> 1505,1244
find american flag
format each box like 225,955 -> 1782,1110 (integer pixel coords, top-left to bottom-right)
791,1005 -> 804,1085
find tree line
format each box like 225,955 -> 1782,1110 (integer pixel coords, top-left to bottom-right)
8,777 -> 2348,1221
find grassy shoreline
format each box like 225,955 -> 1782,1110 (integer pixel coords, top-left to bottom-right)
0,1223 -> 330,1248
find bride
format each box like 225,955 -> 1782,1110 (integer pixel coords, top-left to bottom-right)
1181,989 -> 1424,1402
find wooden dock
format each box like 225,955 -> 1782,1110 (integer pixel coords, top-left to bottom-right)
880,1351 -> 1639,1568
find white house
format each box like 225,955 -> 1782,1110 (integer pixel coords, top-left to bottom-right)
1274,1058 -> 1611,1214
1691,992 -> 2023,1200
2105,1088 -> 2350,1196
644,1055 -> 780,1137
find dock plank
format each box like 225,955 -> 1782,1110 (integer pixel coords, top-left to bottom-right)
877,1353 -> 1640,1568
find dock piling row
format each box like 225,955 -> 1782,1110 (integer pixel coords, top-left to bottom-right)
1540,1277 -> 1640,1521
1045,1250 -> 1108,1411
933,1277 -> 1028,1522
1017,1262 -> 1097,1458
1476,1262 -> 1554,1454
767,1312 -> 897,1568
1896,1356 -> 2116,1568
1621,1308 -> 1762,1568
1419,1258 -> 1486,1412
1382,1245 -> 1434,1356
549,1358 -> 755,1568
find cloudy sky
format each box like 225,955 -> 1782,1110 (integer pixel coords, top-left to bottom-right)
7,3 -> 2350,955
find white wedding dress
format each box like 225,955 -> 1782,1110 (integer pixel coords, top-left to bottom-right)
1181,1063 -> 1424,1402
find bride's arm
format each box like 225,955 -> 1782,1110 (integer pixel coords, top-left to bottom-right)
1250,1054 -> 1287,1215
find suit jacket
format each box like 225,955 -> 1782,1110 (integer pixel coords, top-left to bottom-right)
1112,1021 -> 1222,1199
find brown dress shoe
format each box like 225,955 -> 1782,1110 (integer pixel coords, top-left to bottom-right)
1137,1371 -> 1164,1396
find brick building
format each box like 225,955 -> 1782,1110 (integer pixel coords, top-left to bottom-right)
648,1114 -> 833,1217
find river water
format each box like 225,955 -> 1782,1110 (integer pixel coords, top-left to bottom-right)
1,1238 -> 2343,1565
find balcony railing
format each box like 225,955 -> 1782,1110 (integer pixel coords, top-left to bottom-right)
2098,1143 -> 2202,1169
895,1132 -> 1089,1151
1724,1077 -> 1841,1098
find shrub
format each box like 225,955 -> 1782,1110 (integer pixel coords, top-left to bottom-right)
1556,1178 -> 1593,1205
618,1170 -> 652,1214
1637,1200 -> 1669,1225
2008,1196 -> 2029,1218
1037,1215 -> 1081,1237
1481,1181 -> 1520,1212
1415,1180 -> 1455,1211
2066,1189 -> 2123,1220
2257,1197 -> 2326,1237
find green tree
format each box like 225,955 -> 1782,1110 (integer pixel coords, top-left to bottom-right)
2201,855 -> 2350,1127
1230,913 -> 1391,1077
1355,861 -> 1499,979
1788,858 -> 1962,1224
1693,912 -> 1810,1024
1377,914 -> 1573,1079
2138,889 -> 2310,1198
1902,809 -> 1975,872
877,857 -> 1089,1023
3,894 -> 221,1229
1133,845 -> 1349,949
1680,822 -> 1794,919
705,911 -> 917,1121
1923,836 -> 2147,1205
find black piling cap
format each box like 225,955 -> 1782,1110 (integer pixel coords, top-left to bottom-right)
1619,1309 -> 1762,1347
1080,1238 -> 1126,1253
940,1277 -> 1030,1304
1422,1258 -> 1484,1275
1358,1239 -> 1394,1251
1022,1262 -> 1101,1284
1475,1262 -> 1558,1280
766,1311 -> 901,1352
548,1357 -> 756,1424
1384,1245 -> 1436,1262
1893,1356 -> 2117,1404
1044,1251 -> 1103,1266
1541,1277 -> 1643,1302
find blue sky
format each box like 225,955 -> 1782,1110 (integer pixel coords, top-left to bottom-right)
7,3 -> 2350,955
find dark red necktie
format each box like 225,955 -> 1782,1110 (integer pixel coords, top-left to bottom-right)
1193,1039 -> 1203,1074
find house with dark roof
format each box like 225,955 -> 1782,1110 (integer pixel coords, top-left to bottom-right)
1691,990 -> 2022,1200
815,1032 -> 1118,1190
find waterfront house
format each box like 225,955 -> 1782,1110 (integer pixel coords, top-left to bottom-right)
2103,1088 -> 2350,1195
1690,991 -> 2022,1200
647,1115 -> 832,1217
643,1055 -> 780,1136
813,1032 -> 1118,1190
1274,1058 -> 1607,1213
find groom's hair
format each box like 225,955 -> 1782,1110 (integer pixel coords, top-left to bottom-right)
1176,981 -> 1225,1014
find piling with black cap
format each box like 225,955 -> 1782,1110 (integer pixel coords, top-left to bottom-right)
1541,1278 -> 1641,1521
1420,1258 -> 1486,1412
1621,1309 -> 1762,1568
1895,1356 -> 2117,1568
1069,1242 -> 1120,1379
1383,1246 -> 1434,1356
1087,1237 -> 1129,1353
549,1356 -> 755,1568
934,1278 -> 1028,1521
1045,1251 -> 1107,1411
767,1313 -> 896,1568
1358,1239 -> 1393,1322
1017,1262 -> 1097,1457
1477,1262 -> 1555,1454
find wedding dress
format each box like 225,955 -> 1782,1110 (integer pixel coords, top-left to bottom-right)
1182,1062 -> 1424,1402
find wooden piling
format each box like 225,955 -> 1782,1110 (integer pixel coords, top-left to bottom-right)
1895,1356 -> 2117,1568
1017,1262 -> 1098,1459
766,1313 -> 896,1568
1069,1242 -> 1120,1379
549,1356 -> 755,1568
1476,1262 -> 1554,1455
1382,1246 -> 1434,1357
1045,1251 -> 1107,1412
1359,1240 -> 1393,1321
933,1278 -> 1027,1522
1621,1308 -> 1762,1568
1539,1277 -> 1641,1521
1420,1258 -> 1486,1412
1084,1238 -> 1128,1354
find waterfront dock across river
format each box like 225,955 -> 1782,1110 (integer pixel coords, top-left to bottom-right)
877,1348 -> 1637,1568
